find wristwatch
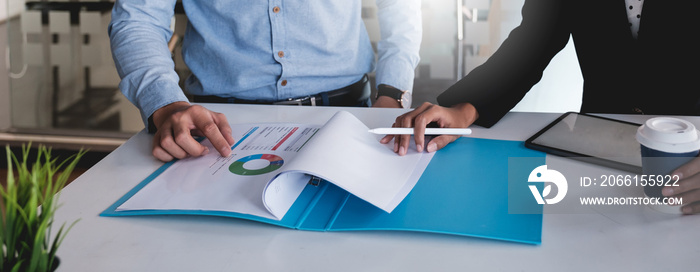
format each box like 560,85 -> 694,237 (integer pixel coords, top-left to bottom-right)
377,84 -> 412,109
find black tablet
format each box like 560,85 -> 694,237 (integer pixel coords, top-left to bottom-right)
525,112 -> 643,173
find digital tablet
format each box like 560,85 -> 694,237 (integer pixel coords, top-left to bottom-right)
525,112 -> 643,173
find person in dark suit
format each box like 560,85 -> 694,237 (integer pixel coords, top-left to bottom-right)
384,0 -> 700,214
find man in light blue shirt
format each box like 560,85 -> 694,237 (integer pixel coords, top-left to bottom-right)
109,0 -> 421,162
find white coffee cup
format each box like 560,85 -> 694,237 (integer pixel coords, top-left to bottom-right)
636,117 -> 700,213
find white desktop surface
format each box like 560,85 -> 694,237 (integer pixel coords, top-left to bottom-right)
53,104 -> 700,271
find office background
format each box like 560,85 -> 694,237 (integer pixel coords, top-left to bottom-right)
0,0 -> 583,152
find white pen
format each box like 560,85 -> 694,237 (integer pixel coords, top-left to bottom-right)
368,128 -> 472,135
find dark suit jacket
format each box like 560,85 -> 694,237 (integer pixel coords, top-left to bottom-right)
437,0 -> 700,127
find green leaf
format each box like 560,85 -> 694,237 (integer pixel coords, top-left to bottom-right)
2,144 -> 84,272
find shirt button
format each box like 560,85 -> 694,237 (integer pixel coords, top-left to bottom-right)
273,6 -> 280,13
278,51 -> 285,58
281,80 -> 288,86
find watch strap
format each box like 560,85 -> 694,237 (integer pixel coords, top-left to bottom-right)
376,84 -> 404,100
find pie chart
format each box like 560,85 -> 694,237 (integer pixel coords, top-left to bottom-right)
229,154 -> 284,176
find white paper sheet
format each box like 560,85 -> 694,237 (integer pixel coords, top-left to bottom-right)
266,111 -> 433,214
118,123 -> 320,220
118,111 -> 434,220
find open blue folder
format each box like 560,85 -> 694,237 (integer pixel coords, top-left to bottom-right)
101,138 -> 546,245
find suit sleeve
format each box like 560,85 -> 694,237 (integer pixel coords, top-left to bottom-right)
437,0 -> 571,127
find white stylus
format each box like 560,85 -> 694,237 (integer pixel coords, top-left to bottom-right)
367,128 -> 472,135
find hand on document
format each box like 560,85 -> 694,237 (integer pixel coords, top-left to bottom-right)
381,102 -> 479,156
663,156 -> 700,214
150,102 -> 236,162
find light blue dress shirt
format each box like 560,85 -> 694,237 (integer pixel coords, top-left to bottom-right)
109,0 -> 422,125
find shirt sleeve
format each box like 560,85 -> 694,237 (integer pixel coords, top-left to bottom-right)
109,0 -> 187,126
374,0 -> 422,92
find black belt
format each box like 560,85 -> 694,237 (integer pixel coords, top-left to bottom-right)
193,75 -> 370,106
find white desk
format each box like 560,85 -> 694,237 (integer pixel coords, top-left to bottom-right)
53,105 -> 700,271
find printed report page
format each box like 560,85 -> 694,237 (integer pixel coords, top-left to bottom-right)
117,123 -> 320,220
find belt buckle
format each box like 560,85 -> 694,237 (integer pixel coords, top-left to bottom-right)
274,96 -> 317,106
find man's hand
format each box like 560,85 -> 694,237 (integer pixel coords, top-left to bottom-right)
663,156 -> 700,214
380,102 -> 479,156
151,101 -> 236,162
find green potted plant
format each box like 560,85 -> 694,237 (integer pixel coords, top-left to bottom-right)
1,145 -> 84,272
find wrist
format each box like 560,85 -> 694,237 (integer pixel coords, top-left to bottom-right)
376,84 -> 412,109
453,103 -> 479,127
152,101 -> 191,129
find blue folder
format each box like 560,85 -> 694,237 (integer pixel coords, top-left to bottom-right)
101,138 -> 546,245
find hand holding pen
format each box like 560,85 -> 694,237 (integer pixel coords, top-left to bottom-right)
378,102 -> 480,156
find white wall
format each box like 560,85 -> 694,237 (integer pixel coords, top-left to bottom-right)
1,0 -> 24,23
0,0 -> 6,22
1,0 -> 10,130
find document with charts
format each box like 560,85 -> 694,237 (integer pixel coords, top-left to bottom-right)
114,111 -> 434,220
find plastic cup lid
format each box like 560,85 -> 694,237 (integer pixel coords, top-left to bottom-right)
636,117 -> 700,153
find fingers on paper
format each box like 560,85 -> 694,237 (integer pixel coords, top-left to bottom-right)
151,105 -> 234,162
411,102 -> 444,153
191,109 -> 233,157
152,118 -> 187,160
391,106 -> 421,156
152,130 -> 176,162
379,134 -> 393,144
385,102 -> 437,156
381,101 -> 472,155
